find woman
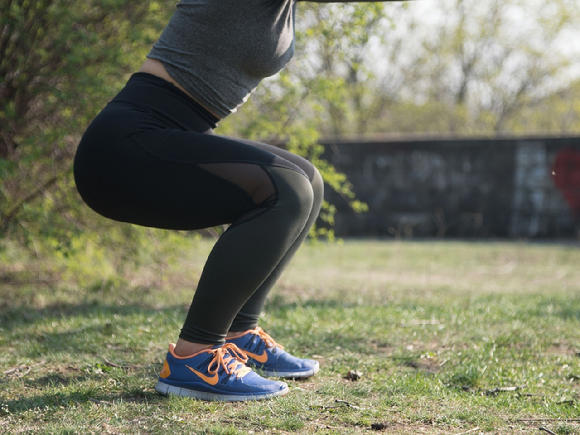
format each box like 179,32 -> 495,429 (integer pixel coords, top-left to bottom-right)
73,0 -> 398,402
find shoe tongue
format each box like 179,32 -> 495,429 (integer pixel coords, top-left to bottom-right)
227,357 -> 240,369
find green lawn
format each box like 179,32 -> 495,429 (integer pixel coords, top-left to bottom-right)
1,239 -> 579,434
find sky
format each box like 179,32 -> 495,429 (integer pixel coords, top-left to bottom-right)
371,0 -> 580,88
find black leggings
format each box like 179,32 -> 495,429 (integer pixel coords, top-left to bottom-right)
73,73 -> 323,344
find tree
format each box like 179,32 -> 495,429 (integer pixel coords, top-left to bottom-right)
369,0 -> 580,135
0,0 -> 168,235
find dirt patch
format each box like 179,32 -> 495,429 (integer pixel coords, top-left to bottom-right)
367,422 -> 459,434
547,342 -> 579,356
401,357 -> 442,374
312,417 -> 460,434
369,339 -> 394,354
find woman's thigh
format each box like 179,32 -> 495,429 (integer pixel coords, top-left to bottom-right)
74,122 -> 309,231
228,136 -> 318,182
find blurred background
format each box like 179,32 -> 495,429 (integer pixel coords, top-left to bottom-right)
1,0 -> 579,285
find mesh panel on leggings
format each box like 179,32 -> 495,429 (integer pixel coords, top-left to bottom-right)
198,163 -> 276,206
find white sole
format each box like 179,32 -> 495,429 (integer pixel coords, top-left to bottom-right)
155,381 -> 289,402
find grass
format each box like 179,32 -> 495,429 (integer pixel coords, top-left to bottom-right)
1,238 -> 579,434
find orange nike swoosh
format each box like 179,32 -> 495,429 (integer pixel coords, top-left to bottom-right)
185,365 -> 219,385
244,349 -> 268,364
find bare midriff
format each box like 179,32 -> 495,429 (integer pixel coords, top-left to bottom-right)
139,58 -> 221,119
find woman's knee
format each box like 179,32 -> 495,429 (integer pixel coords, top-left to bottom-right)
311,165 -> 324,203
268,166 -> 314,222
290,156 -> 323,204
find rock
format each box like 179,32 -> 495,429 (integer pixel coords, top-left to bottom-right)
344,369 -> 363,381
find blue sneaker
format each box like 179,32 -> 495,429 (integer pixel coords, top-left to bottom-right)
226,327 -> 319,379
155,342 -> 289,401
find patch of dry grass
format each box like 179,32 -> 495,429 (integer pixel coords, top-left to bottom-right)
1,239 -> 579,433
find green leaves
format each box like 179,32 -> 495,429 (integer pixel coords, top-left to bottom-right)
0,0 -> 170,237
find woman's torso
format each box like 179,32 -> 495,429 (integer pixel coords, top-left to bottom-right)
144,0 -> 297,119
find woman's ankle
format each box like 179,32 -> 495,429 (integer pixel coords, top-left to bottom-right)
226,326 -> 258,339
174,338 -> 213,357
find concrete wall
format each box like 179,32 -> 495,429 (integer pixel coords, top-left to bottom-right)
321,136 -> 580,238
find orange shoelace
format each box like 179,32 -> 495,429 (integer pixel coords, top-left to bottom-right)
207,343 -> 251,378
251,327 -> 284,350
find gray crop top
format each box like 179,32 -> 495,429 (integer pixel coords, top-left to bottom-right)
148,1 -> 399,118
148,0 -> 298,118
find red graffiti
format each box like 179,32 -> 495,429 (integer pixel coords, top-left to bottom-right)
552,149 -> 580,216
